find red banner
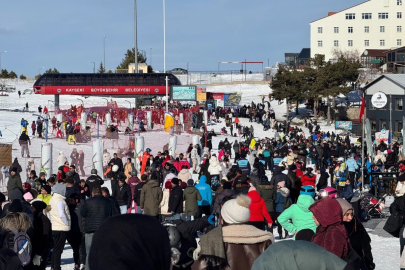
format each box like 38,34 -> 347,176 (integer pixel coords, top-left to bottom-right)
212,93 -> 224,100
36,85 -> 170,95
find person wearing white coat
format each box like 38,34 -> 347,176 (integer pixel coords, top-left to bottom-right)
190,146 -> 200,173
208,156 -> 222,182
57,151 -> 67,167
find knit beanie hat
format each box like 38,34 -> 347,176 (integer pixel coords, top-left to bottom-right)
23,192 -> 33,201
52,183 -> 66,197
289,164 -> 297,170
336,198 -> 354,217
8,188 -> 23,201
31,200 -> 47,213
223,182 -> 232,190
187,179 -> 194,186
10,167 -> 17,173
171,178 -> 179,186
8,199 -> 23,213
399,174 -> 405,183
164,181 -> 172,190
42,185 -> 52,194
58,166 -> 64,171
112,165 -> 119,172
221,195 -> 251,224
39,172 -> 46,177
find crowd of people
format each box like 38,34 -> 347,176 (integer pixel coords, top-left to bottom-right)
4,97 -> 405,269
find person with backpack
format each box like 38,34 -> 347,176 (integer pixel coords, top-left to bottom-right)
274,181 -> 291,239
0,211 -> 32,268
30,200 -> 52,270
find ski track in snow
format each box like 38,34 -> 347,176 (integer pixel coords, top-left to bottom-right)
0,79 -> 399,269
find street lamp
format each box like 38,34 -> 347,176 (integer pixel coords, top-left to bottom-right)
91,62 -> 95,73
0,51 -> 7,72
125,100 -> 132,110
163,0 -> 168,112
77,98 -> 84,107
150,47 -> 152,67
103,36 -> 106,70
134,0 -> 138,73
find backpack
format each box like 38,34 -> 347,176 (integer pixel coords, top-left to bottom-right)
284,197 -> 292,209
376,159 -> 383,166
4,231 -> 32,266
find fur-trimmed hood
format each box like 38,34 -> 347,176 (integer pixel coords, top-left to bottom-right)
277,187 -> 290,198
0,212 -> 32,232
222,224 -> 274,244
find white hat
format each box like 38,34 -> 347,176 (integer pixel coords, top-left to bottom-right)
112,165 -> 119,172
221,195 -> 251,224
338,157 -> 344,162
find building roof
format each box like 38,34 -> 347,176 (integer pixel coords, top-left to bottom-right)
361,49 -> 387,57
310,0 -> 370,23
298,48 -> 311,59
384,46 -> 405,53
363,74 -> 405,90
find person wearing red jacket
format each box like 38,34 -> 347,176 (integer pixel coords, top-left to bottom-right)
301,167 -> 316,187
139,148 -> 151,175
247,187 -> 273,230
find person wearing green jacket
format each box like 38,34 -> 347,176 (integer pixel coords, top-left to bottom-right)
183,179 -> 202,221
277,194 -> 317,241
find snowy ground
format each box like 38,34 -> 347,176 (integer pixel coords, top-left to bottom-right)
0,79 -> 399,269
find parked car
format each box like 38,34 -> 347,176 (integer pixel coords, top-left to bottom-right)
167,68 -> 188,74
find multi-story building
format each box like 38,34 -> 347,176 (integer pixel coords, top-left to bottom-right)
310,0 -> 405,62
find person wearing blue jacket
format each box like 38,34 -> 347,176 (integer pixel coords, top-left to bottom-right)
195,175 -> 212,217
345,154 -> 359,184
237,156 -> 251,175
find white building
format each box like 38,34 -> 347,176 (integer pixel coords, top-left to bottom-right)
310,0 -> 405,61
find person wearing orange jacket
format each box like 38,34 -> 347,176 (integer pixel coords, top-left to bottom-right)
139,148 -> 151,175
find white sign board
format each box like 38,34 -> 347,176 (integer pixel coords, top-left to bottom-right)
371,92 -> 387,108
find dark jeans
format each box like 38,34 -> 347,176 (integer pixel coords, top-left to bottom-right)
400,226 -> 405,256
198,205 -> 211,217
67,231 -> 82,266
52,231 -> 68,270
275,212 -> 288,237
349,171 -> 356,184
264,157 -> 272,170
80,233 -> 86,265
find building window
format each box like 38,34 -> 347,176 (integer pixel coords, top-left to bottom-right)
398,12 -> 402,18
318,27 -> 323,33
334,40 -> 339,47
396,121 -> 403,132
365,40 -> 370,46
371,120 -> 377,131
380,120 -> 387,130
362,13 -> 372,19
346,13 -> 356,20
398,26 -> 402,32
395,98 -> 403,111
380,39 -> 385,46
348,40 -> 353,47
379,13 -> 389,19
334,27 -> 339,33
380,26 -> 385,32
365,26 -> 370,33
398,0 -> 402,5
398,39 -> 402,46
318,41 -> 323,47
348,27 -> 353,33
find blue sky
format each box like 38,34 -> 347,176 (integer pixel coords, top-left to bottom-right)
0,0 -> 365,77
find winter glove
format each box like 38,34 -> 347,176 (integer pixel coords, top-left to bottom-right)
208,214 -> 215,225
33,255 -> 42,266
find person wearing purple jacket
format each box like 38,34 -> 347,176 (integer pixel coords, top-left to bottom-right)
127,171 -> 140,213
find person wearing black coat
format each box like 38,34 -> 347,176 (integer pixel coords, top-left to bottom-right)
108,153 -> 124,172
133,175 -> 147,213
101,187 -> 120,216
316,167 -> 330,192
200,157 -> 212,186
168,178 -> 183,218
85,173 -> 104,196
112,178 -> 132,214
270,167 -> 290,188
81,187 -> 114,269
30,201 -> 52,270
0,248 -> 23,270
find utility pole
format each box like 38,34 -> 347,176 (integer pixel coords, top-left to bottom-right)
134,0 -> 138,73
